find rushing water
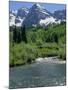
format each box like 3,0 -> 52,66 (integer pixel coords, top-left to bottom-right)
9,62 -> 66,89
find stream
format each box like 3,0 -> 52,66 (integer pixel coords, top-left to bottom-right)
9,58 -> 66,89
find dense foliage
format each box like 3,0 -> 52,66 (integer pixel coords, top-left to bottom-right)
9,23 -> 66,67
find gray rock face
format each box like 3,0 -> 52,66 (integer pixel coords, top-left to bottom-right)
23,4 -> 51,27
53,9 -> 66,20
16,8 -> 29,19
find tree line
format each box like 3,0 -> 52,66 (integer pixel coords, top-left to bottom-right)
13,25 -> 27,43
10,22 -> 65,44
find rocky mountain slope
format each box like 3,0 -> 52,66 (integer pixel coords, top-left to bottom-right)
9,3 -> 66,27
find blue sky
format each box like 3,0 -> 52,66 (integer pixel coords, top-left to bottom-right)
9,1 -> 66,13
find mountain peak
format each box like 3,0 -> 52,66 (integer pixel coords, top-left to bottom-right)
22,3 -> 52,27
16,7 -> 29,19
30,3 -> 42,10
33,3 -> 41,8
19,7 -> 29,12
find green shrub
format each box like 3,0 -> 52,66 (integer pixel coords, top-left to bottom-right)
37,48 -> 58,57
58,48 -> 66,60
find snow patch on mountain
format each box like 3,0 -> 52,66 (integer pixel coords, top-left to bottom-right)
39,17 -> 56,26
15,17 -> 25,27
9,13 -> 16,26
41,11 -> 49,16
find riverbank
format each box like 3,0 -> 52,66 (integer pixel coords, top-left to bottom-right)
36,57 -> 66,64
10,56 -> 66,67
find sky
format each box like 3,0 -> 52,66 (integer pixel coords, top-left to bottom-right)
9,1 -> 66,13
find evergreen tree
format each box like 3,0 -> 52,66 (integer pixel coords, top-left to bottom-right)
13,26 -> 17,43
21,25 -> 27,43
17,29 -> 22,43
51,33 -> 58,43
54,33 -> 58,43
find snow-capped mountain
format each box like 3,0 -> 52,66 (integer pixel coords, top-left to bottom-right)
14,8 -> 29,27
23,3 -> 56,27
9,8 -> 29,27
9,3 -> 66,27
